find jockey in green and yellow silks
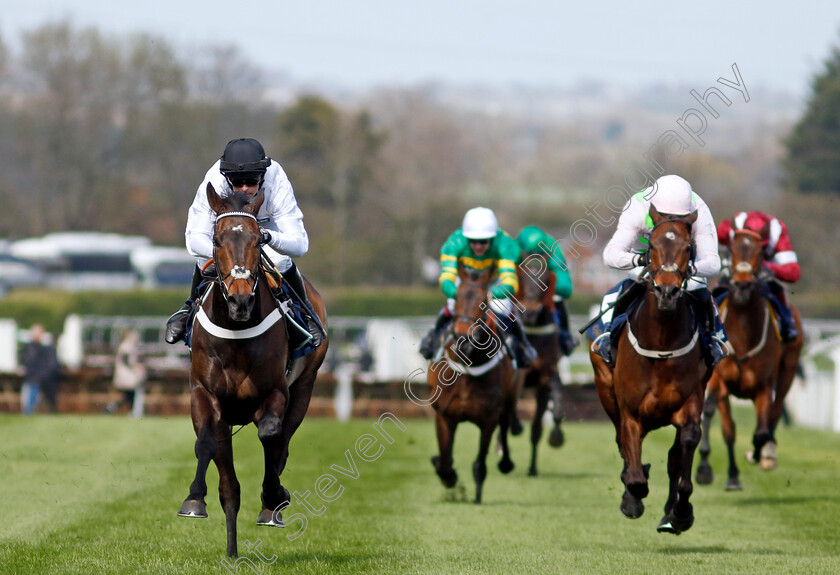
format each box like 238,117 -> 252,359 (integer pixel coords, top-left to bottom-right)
419,207 -> 536,367
516,225 -> 578,355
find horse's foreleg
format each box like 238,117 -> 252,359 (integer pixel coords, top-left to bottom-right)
256,390 -> 289,527
717,391 -> 742,490
473,420 -> 496,504
751,389 -> 775,471
618,416 -> 646,519
432,412 -> 458,488
695,385 -> 718,485
178,386 -> 219,520
496,406 -> 515,475
528,383 -> 550,476
658,419 -> 701,534
548,372 -> 565,448
213,424 -> 240,557
769,337 -> 802,440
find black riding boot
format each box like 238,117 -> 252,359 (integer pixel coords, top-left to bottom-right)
419,308 -> 451,360
767,281 -> 799,342
554,298 -> 578,356
165,265 -> 203,344
504,316 -> 537,368
690,288 -> 728,367
282,262 -> 325,348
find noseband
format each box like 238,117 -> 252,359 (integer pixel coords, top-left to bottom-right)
213,211 -> 261,302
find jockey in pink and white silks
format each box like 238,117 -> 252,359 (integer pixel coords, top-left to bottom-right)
590,175 -> 730,366
164,138 -> 323,347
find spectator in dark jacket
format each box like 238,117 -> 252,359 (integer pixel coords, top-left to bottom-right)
19,325 -> 61,415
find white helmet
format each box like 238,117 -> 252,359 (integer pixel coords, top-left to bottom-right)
649,175 -> 696,215
462,207 -> 499,240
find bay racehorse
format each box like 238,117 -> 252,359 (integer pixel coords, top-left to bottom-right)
428,263 -> 517,503
516,253 -> 566,476
591,206 -> 711,534
695,227 -> 803,489
177,183 -> 329,556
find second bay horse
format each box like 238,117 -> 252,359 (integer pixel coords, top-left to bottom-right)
696,227 -> 804,489
428,263 -> 517,503
516,252 -> 566,476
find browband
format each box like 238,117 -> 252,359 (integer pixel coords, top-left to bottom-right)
216,211 -> 257,222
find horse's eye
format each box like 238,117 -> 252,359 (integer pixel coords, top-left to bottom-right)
212,237 -> 221,247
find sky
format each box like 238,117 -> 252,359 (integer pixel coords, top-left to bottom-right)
1,1 -> 839,97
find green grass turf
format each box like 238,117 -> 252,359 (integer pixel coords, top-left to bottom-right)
1,407 -> 838,575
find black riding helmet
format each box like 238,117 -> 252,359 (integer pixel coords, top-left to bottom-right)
219,138 -> 272,185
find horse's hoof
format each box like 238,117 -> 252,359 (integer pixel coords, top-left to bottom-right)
548,427 -> 565,448
725,478 -> 743,491
642,463 -> 651,479
656,517 -> 682,535
256,508 -> 284,527
760,442 -> 778,471
620,492 -> 645,519
442,484 -> 468,503
745,449 -> 758,464
431,455 -> 440,469
528,466 -> 538,477
177,499 -> 207,518
695,464 -> 714,485
497,458 -> 515,474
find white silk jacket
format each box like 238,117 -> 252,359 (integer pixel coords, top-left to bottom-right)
603,190 -> 721,278
185,160 -> 308,273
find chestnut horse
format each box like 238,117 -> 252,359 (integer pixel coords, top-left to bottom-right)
516,253 -> 566,476
429,263 -> 517,503
695,228 -> 803,489
177,183 -> 329,557
591,206 -> 711,534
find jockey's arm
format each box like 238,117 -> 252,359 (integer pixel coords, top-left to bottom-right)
185,174 -> 217,262
603,200 -> 645,270
491,236 -> 521,299
766,220 -> 800,283
259,170 -> 309,258
438,231 -> 462,298
690,201 -> 721,277
546,249 -> 573,299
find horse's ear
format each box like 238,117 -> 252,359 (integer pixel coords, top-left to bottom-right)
685,211 -> 698,225
758,221 -> 771,243
479,261 -> 496,284
206,182 -> 224,213
246,187 -> 265,215
457,261 -> 468,280
649,204 -> 665,225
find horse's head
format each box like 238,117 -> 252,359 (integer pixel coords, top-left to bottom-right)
646,205 -> 697,311
728,225 -> 768,305
451,262 -> 496,351
517,253 -> 555,325
207,182 -> 266,321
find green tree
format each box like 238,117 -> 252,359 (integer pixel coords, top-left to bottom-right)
785,38 -> 840,193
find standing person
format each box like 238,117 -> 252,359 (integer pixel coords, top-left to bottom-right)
516,225 -> 578,356
163,138 -> 324,348
19,324 -> 60,415
419,206 -> 536,367
717,211 -> 800,342
107,329 -> 147,417
589,175 -> 730,367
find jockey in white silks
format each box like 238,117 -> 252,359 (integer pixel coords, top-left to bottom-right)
164,138 -> 322,347
590,174 -> 730,366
